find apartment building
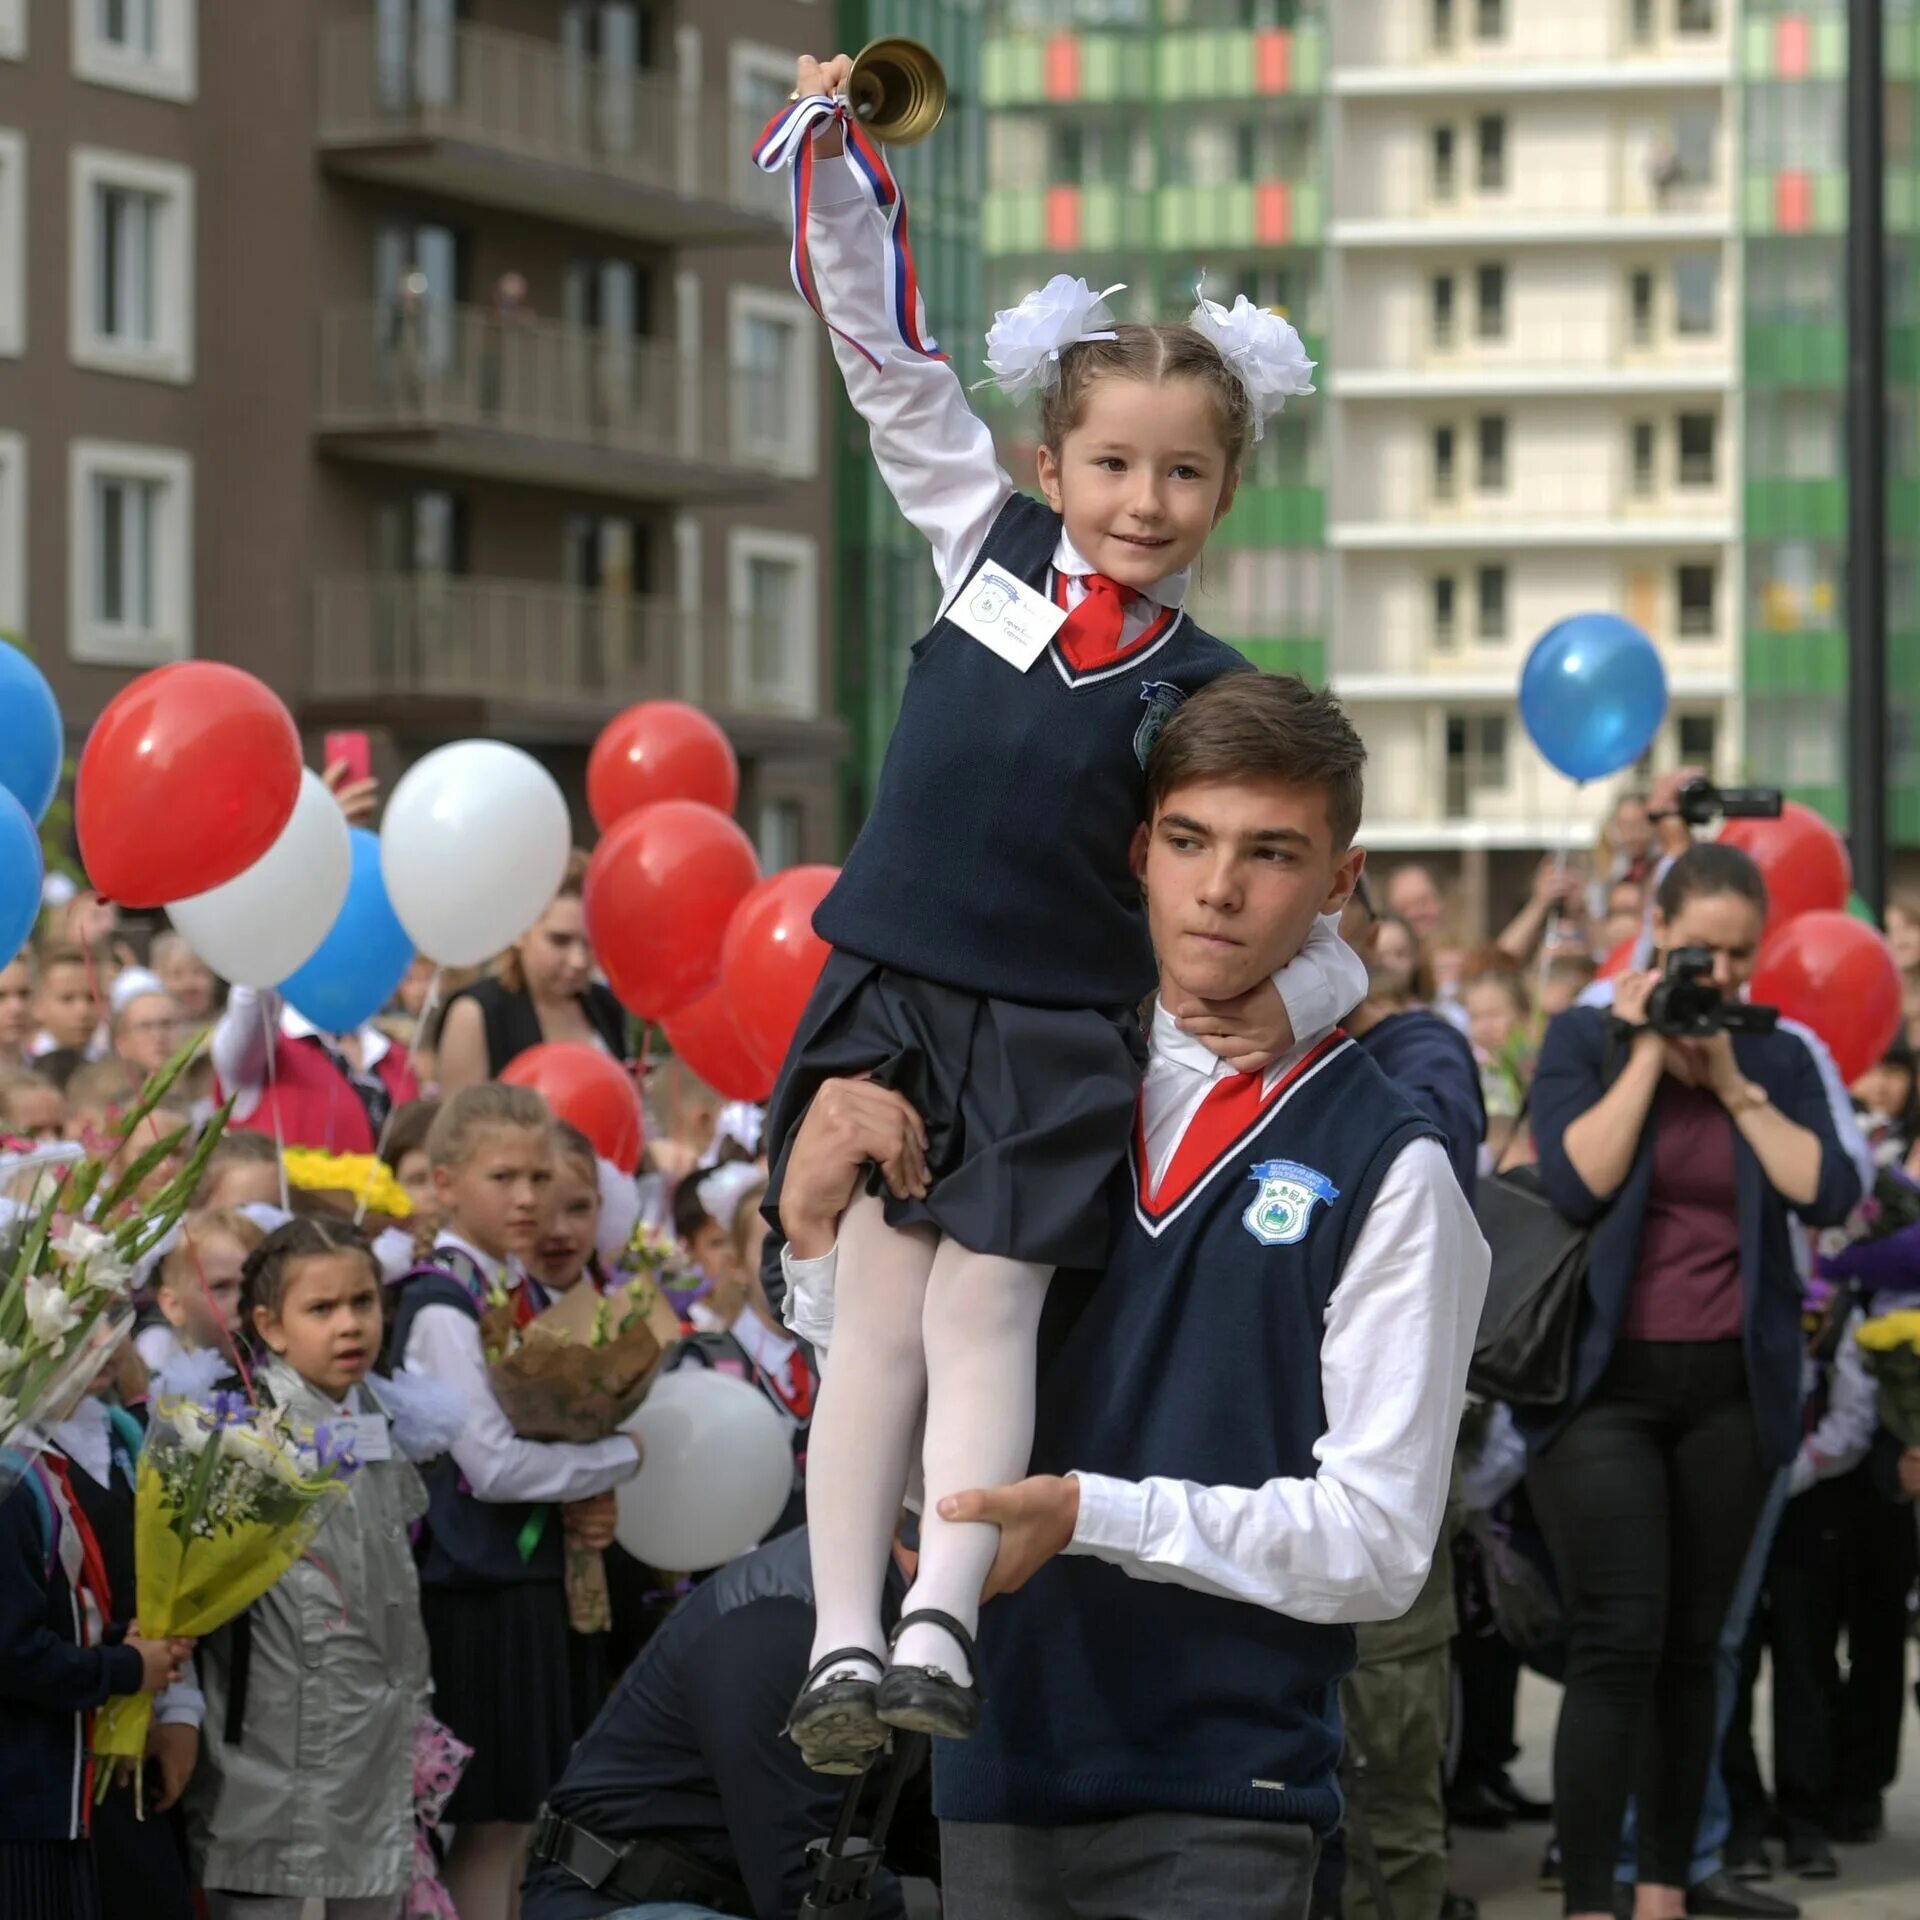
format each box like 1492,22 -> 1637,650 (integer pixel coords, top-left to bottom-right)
971,0 -> 1920,912
0,0 -> 847,863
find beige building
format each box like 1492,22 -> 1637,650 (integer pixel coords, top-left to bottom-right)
1325,0 -> 1740,876
0,0 -> 844,864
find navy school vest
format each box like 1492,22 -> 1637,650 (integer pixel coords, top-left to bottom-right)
814,493 -> 1249,1010
935,1034 -> 1441,1833
387,1266 -> 564,1590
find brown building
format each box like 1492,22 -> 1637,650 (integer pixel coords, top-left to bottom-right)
0,0 -> 845,866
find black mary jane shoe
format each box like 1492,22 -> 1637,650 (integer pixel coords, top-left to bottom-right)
785,1647 -> 887,1775
875,1608 -> 984,1740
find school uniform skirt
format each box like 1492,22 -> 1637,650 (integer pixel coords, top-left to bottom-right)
762,953 -> 1145,1271
419,1581 -> 572,1825
0,1840 -> 99,1920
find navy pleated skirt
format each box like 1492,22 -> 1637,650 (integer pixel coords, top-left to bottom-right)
762,953 -> 1145,1270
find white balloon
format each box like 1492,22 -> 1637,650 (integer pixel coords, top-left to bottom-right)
167,770 -> 351,989
379,740 -> 571,967
615,1368 -> 794,1571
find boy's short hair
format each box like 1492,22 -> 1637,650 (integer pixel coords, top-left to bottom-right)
1145,673 -> 1366,849
66,1058 -> 137,1113
1546,952 -> 1599,989
34,942 -> 87,978
381,1098 -> 441,1175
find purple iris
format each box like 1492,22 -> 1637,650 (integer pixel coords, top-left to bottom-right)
311,1423 -> 362,1476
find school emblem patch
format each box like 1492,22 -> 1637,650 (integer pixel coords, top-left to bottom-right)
1134,680 -> 1188,768
1243,1159 -> 1340,1247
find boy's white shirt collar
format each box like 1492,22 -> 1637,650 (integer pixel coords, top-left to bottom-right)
434,1229 -> 516,1293
47,1397 -> 113,1487
1053,528 -> 1188,611
280,1002 -> 392,1067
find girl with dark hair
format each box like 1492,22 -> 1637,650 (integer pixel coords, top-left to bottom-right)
1522,842 -> 1864,1920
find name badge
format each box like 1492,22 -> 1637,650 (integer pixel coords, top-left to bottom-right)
330,1412 -> 392,1463
946,562 -> 1067,674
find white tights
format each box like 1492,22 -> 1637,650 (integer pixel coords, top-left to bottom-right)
805,1192 -> 1050,1688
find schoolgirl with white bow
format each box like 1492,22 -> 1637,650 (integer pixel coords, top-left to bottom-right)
754,52 -> 1366,1770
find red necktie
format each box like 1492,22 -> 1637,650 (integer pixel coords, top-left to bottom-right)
1057,574 -> 1131,672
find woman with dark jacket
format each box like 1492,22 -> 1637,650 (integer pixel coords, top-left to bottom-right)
1522,843 -> 1862,1920
437,850 -> 628,1091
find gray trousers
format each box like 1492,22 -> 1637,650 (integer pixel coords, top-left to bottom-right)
941,1812 -> 1319,1919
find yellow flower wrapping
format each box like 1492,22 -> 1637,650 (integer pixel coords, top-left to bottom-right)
91,1406 -> 348,1778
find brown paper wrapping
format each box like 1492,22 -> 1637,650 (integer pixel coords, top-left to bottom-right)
480,1280 -> 683,1445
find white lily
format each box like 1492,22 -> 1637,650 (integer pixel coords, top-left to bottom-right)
0,1339 -> 22,1377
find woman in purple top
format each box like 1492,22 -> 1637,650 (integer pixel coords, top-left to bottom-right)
1521,844 -> 1863,1920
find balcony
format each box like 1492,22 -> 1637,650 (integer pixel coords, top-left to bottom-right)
315,304 -> 795,502
308,576 -> 841,753
316,16 -> 784,247
1335,312 -> 1733,398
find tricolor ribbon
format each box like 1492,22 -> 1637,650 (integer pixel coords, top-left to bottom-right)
752,94 -> 943,372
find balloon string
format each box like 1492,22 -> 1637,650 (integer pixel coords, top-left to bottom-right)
81,938 -> 109,1056
182,1225 -> 257,1404
263,1011 -> 291,1214
1537,780 -> 1583,1007
357,967 -> 442,1227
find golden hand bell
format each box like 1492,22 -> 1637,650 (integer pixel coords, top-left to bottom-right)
842,37 -> 947,146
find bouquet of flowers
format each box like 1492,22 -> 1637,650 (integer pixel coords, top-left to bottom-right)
479,1250 -> 681,1632
407,1716 -> 473,1920
0,1047 -> 228,1493
91,1386 -> 357,1787
281,1147 -> 415,1228
1855,1305 -> 1920,1446
1820,1165 -> 1920,1296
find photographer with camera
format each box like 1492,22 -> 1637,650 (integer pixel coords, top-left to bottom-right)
1522,843 -> 1863,1920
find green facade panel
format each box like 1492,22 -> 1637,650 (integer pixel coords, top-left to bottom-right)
1237,639 -> 1326,680
1745,478 -> 1848,541
1745,322 -> 1845,388
1215,485 -> 1324,549
1744,629 -> 1847,694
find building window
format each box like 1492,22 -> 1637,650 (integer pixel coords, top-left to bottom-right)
1476,415 -> 1507,491
1667,105 -> 1718,189
1630,0 -> 1655,43
1431,125 -> 1456,200
71,148 -> 193,382
1433,574 -> 1457,646
1445,713 -> 1507,818
1630,420 -> 1657,496
1475,264 -> 1506,341
1431,0 -> 1454,47
0,130 -> 20,357
1676,412 -> 1717,487
1676,562 -> 1717,638
0,0 -> 21,59
1475,116 -> 1507,193
757,799 -> 802,873
1673,254 -> 1720,336
1476,564 -> 1507,640
73,0 -> 194,100
69,440 -> 192,666
1629,268 -> 1656,346
1432,424 -> 1457,500
728,530 -> 819,719
0,432 -> 23,635
1430,273 -> 1456,348
1677,712 -> 1718,767
1676,0 -> 1715,33
1474,0 -> 1505,39
730,287 -> 818,480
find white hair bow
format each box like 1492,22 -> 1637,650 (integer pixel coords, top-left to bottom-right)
1187,285 -> 1317,442
977,275 -> 1127,401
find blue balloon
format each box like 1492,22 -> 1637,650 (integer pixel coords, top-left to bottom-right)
278,828 -> 415,1033
1519,614 -> 1669,783
0,788 -> 42,965
0,640 -> 63,824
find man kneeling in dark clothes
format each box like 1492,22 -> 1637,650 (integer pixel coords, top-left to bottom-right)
523,1525 -> 931,1920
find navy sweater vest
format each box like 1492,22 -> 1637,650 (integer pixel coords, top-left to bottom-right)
815,493 -> 1248,1009
936,1036 -> 1439,1833
388,1274 -> 564,1589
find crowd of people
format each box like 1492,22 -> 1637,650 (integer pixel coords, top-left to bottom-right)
6,46 -> 1920,1920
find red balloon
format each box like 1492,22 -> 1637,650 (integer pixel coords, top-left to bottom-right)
1750,910 -> 1902,1085
501,1042 -> 646,1172
588,702 -> 739,833
721,866 -> 839,1079
1719,803 -> 1851,933
1596,934 -> 1637,981
584,801 -> 761,1020
76,663 -> 302,907
663,985 -> 774,1104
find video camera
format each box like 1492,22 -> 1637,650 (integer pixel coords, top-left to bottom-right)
1645,946 -> 1779,1039
1672,778 -> 1783,828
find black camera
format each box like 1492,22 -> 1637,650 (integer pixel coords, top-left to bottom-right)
1645,946 -> 1779,1038
1674,778 -> 1784,827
